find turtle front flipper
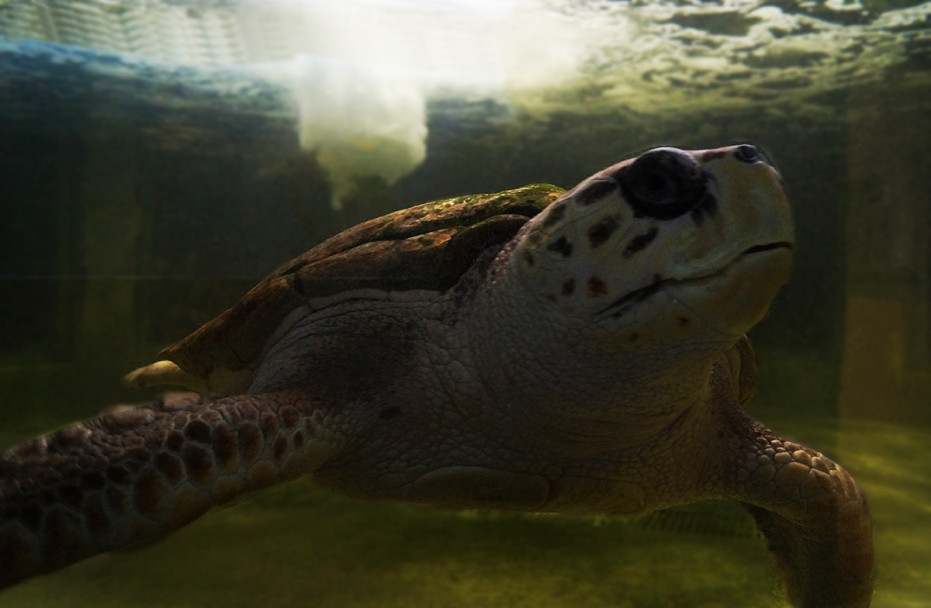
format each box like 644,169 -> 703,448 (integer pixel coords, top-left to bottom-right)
0,391 -> 341,589
733,424 -> 875,608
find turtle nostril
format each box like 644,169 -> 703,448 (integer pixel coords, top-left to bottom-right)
733,144 -> 761,164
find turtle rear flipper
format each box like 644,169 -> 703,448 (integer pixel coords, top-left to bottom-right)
124,360 -> 254,394
0,391 -> 341,589
124,360 -> 208,392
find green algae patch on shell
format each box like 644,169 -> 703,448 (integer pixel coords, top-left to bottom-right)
159,184 -> 565,382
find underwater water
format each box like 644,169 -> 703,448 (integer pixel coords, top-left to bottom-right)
1,0 -> 930,606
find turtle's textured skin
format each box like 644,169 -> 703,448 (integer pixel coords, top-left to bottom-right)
0,146 -> 874,607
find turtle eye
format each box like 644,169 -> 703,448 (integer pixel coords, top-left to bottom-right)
733,143 -> 778,168
734,144 -> 760,164
619,148 -> 706,220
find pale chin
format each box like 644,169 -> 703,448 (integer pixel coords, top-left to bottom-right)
663,248 -> 793,337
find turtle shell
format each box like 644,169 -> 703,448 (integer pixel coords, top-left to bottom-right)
156,184 -> 565,386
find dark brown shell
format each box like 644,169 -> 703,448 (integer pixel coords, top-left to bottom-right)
160,184 -> 565,380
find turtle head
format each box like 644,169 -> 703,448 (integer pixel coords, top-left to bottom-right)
514,144 -> 793,358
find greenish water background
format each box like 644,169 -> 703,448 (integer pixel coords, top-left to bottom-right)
2,1 -> 930,605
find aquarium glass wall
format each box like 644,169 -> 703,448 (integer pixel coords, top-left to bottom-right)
1,0 -> 929,606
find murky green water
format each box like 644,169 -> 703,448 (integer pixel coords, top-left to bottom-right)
2,0 -> 930,606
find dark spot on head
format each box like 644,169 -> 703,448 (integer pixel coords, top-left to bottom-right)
587,215 -> 620,249
379,406 -> 402,420
523,251 -> 535,267
627,332 -> 640,342
574,179 -> 618,206
547,236 -> 573,257
561,278 -> 576,296
622,227 -> 659,259
541,201 -> 567,228
587,276 -> 608,298
678,317 -> 691,327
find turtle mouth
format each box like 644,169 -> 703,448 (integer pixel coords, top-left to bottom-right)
594,281 -> 666,317
594,241 -> 793,318
741,241 -> 794,256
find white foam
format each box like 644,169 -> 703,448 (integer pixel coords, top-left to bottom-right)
242,0 -> 598,207
267,55 -> 428,209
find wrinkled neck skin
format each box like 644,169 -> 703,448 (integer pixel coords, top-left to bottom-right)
463,248 -> 732,458
460,275 -> 754,519
460,255 -> 875,606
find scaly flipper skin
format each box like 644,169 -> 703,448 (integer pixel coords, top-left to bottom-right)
708,354 -> 875,608
735,433 -> 874,608
0,391 -> 337,589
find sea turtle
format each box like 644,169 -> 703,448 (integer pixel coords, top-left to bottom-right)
0,145 -> 873,606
